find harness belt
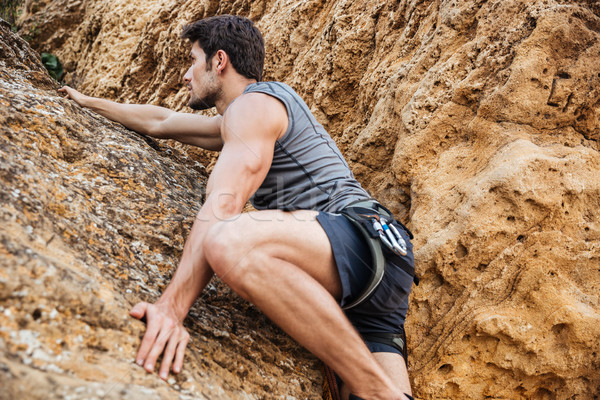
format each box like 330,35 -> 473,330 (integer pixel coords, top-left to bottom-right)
340,199 -> 418,311
362,329 -> 408,362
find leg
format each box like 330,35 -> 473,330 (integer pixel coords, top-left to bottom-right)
372,353 -> 411,396
339,353 -> 411,400
203,210 -> 406,400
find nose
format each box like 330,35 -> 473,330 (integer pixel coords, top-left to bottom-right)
183,66 -> 192,84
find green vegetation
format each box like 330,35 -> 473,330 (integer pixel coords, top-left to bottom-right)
41,52 -> 64,82
2,1 -> 62,82
0,0 -> 22,32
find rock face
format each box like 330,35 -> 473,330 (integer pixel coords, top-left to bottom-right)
0,19 -> 321,400
9,0 -> 600,398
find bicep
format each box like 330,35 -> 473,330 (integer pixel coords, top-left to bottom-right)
204,94 -> 286,212
155,112 -> 223,149
206,136 -> 273,212
202,93 -> 287,215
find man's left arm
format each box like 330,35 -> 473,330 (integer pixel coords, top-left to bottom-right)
129,92 -> 288,379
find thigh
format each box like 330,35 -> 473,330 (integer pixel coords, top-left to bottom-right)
215,209 -> 343,300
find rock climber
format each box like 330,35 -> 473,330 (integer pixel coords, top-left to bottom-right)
59,14 -> 417,400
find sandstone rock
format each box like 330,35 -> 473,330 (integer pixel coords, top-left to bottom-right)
0,18 -> 321,400
12,0 -> 600,398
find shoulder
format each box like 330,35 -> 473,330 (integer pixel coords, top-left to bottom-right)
228,91 -> 287,116
222,91 -> 288,141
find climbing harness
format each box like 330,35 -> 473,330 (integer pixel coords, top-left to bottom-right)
340,199 -> 418,310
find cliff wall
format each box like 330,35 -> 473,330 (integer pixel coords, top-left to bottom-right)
8,0 -> 600,398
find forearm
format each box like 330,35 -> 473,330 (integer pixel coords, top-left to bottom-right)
84,97 -> 223,149
155,194 -> 242,320
80,96 -> 170,136
60,86 -> 223,149
156,216 -> 214,319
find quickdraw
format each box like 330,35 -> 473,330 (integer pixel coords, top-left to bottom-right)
357,212 -> 407,256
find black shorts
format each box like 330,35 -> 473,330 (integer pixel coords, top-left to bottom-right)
316,211 -> 415,356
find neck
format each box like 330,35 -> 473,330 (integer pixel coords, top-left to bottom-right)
215,76 -> 258,115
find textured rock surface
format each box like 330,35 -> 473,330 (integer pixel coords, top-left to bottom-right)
11,0 -> 600,398
0,19 -> 322,400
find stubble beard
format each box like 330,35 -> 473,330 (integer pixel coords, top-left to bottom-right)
188,76 -> 222,111
189,90 -> 218,110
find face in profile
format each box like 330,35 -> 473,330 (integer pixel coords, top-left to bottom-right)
183,42 -> 222,110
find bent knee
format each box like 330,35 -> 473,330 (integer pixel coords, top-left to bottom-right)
203,222 -> 235,269
203,218 -> 257,277
203,219 -> 273,294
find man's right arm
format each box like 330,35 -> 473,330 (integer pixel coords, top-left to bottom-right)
129,92 -> 286,380
58,86 -> 223,150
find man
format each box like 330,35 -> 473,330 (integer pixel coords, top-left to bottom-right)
59,15 -> 416,400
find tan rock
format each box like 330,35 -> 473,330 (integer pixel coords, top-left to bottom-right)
12,0 -> 600,398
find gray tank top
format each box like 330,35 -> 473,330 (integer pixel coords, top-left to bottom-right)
244,82 -> 370,213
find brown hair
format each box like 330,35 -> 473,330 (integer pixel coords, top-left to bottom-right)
181,15 -> 265,81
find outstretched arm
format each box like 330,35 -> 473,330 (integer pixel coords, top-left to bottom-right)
129,92 -> 288,380
59,86 -> 223,150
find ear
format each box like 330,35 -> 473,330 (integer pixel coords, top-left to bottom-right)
214,50 -> 228,73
